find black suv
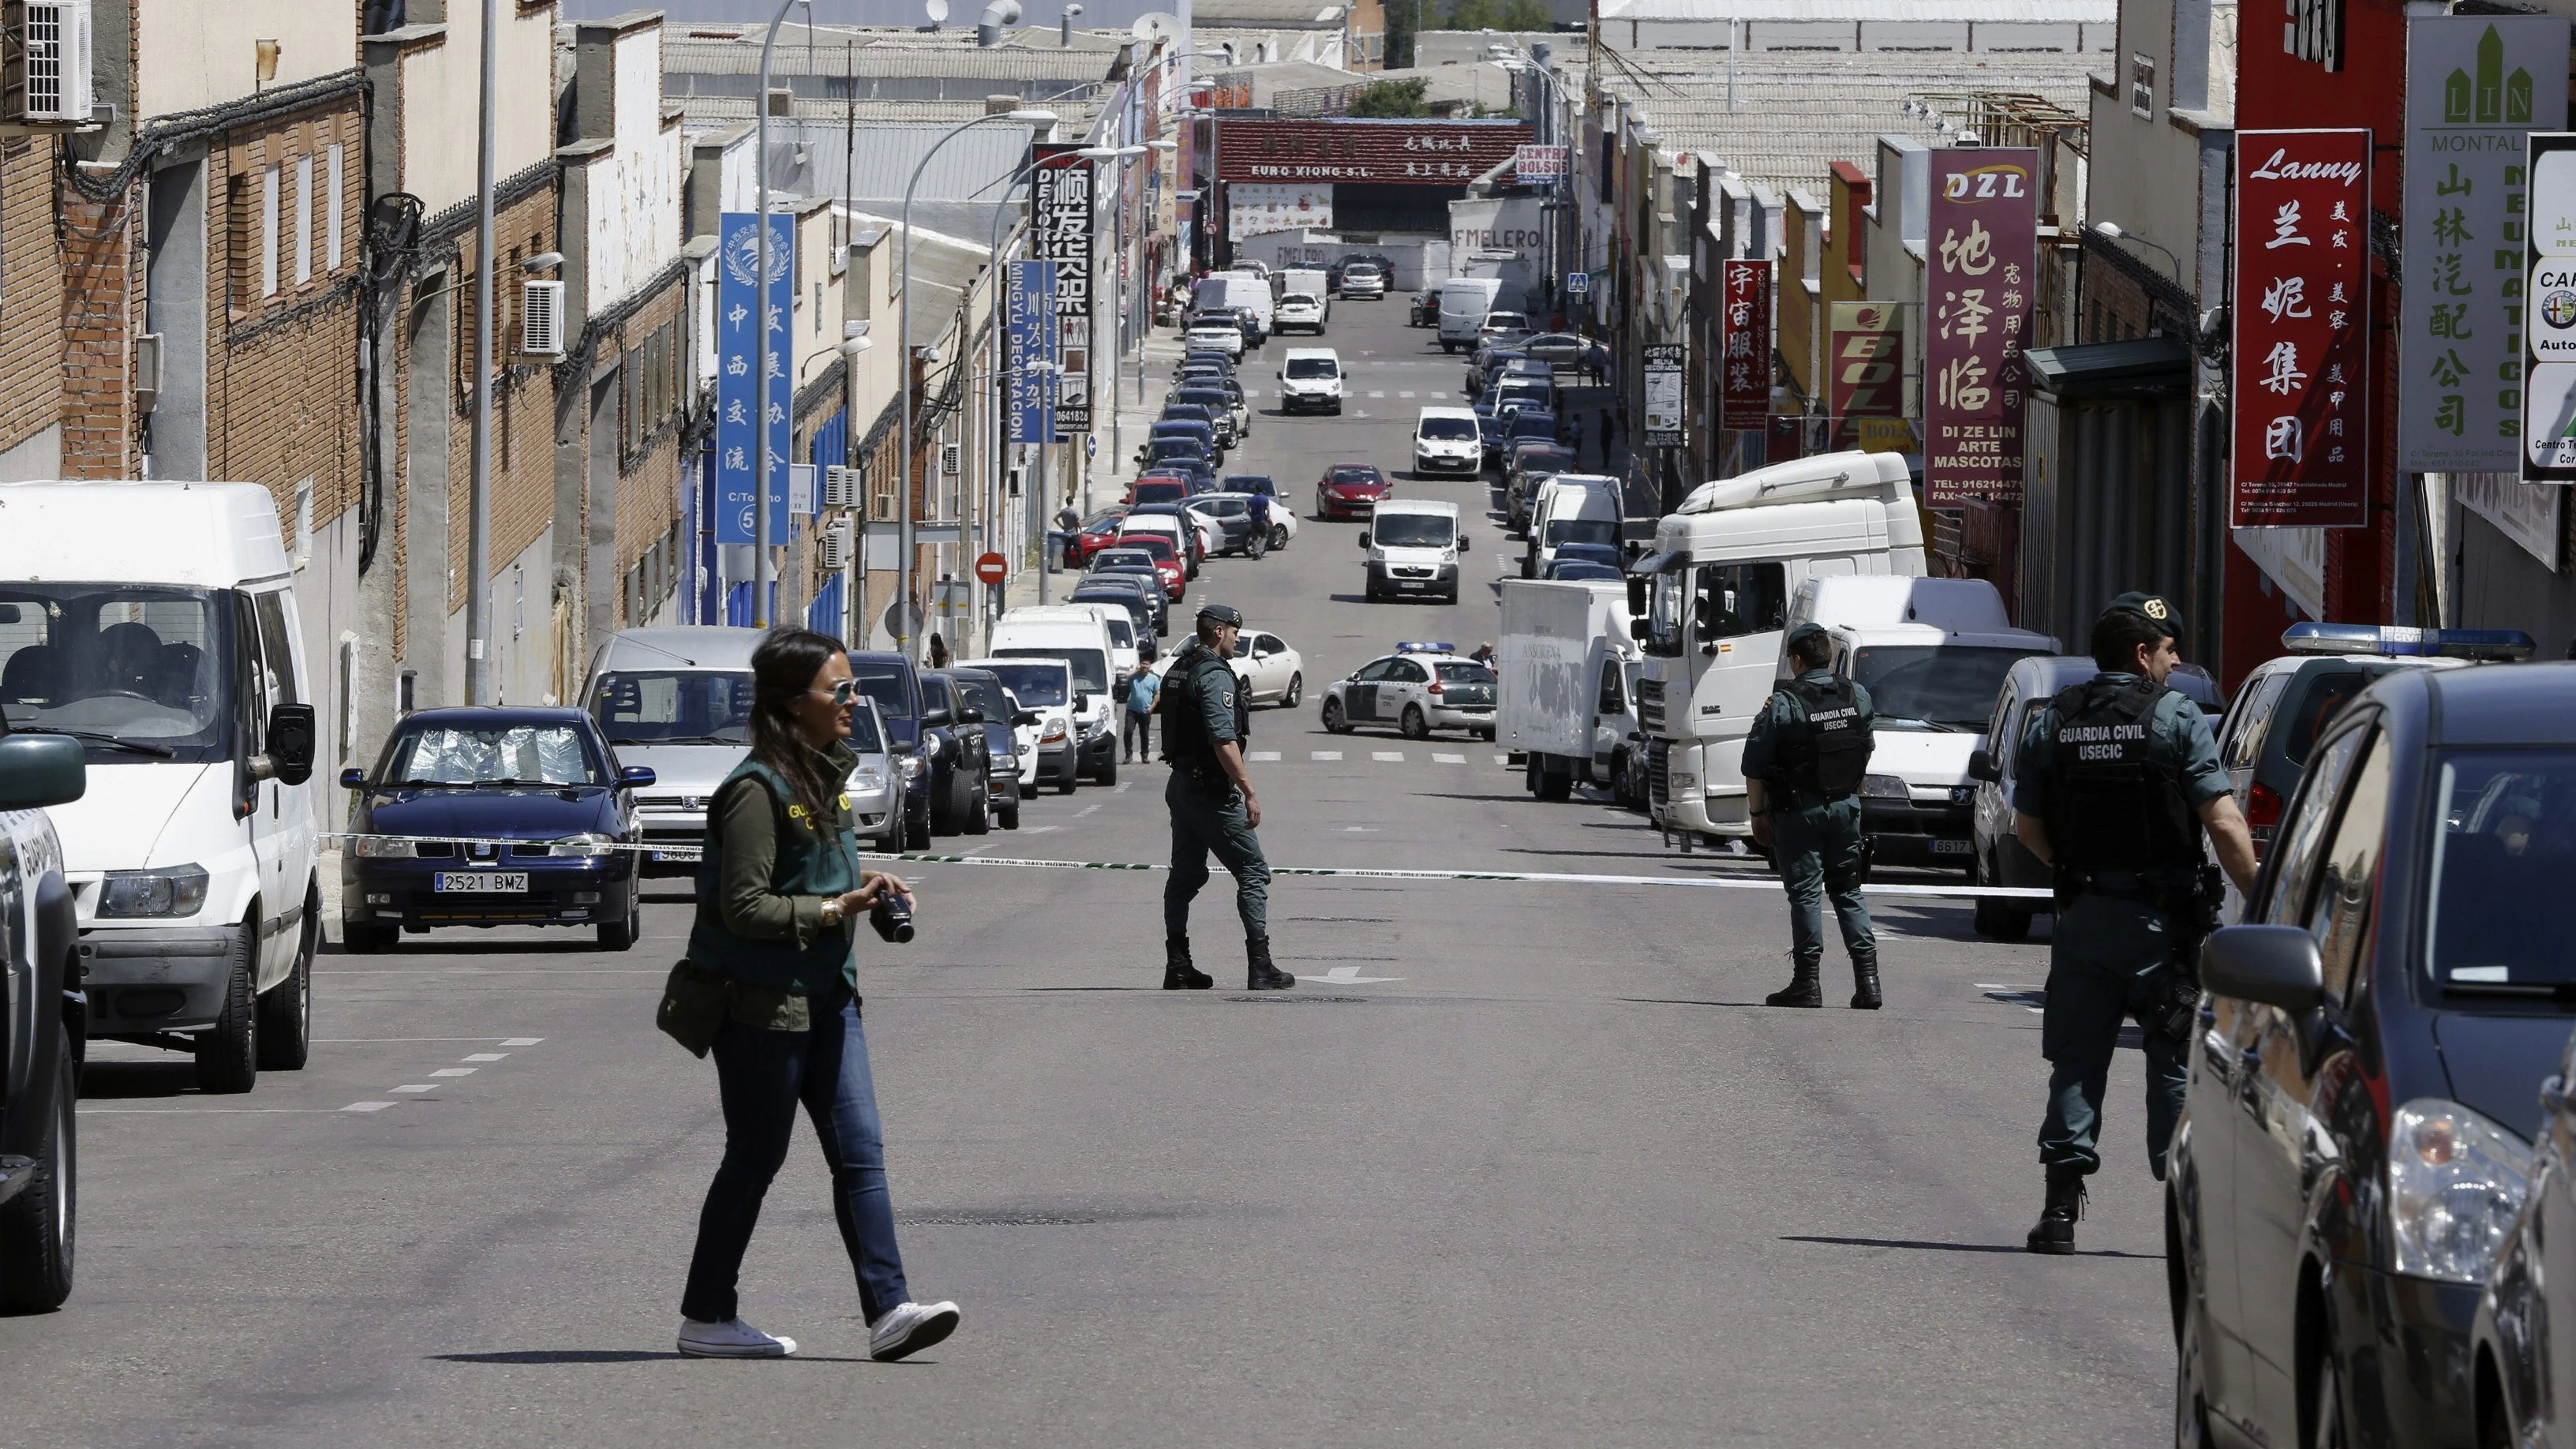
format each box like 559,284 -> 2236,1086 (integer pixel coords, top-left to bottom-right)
915,671 -> 994,837
0,729 -> 88,1312
848,651 -> 934,848
944,667 -> 1031,833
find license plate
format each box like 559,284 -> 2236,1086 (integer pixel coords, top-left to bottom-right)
435,871 -> 529,893
1930,839 -> 1973,856
1398,581 -> 1425,590
651,848 -> 699,863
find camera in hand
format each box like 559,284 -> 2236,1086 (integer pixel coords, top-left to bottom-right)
871,891 -> 914,944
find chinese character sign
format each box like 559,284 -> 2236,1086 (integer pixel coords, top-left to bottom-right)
2525,133 -> 2576,480
2401,17 -> 2566,474
1031,147 -> 1095,437
1924,148 -> 2038,505
1827,301 -> 1906,451
1005,260 -> 1057,445
2232,130 -> 2371,526
1719,260 -> 1772,431
1643,343 -> 1685,447
715,211 -> 795,545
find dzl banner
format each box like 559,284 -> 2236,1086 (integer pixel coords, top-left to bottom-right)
1923,148 -> 2037,505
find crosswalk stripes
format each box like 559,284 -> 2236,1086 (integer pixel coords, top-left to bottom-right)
1432,752 -> 1466,763
1249,751 -> 1281,762
1311,750 -> 1342,761
1372,751 -> 1405,762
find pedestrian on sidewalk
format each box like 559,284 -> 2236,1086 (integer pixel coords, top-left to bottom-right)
1124,657 -> 1161,762
670,627 -> 960,1362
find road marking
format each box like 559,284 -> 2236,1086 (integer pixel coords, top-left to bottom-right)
1493,754 -> 1510,766
344,1101 -> 399,1112
1115,780 -> 1132,793
500,1037 -> 545,1046
82,1106 -> 370,1115
1398,389 -> 1417,398
1430,391 -> 1449,399
1020,825 -> 1061,833
1075,803 -> 1102,817
389,1084 -> 438,1094
313,1036 -> 531,1044
1249,750 -> 1281,761
1432,752 -> 1466,763
1351,410 -> 1369,418
1311,750 -> 1342,761
1343,826 -> 1380,833
430,1067 -> 477,1077
1368,390 -> 1385,398
461,1052 -> 507,1062
1312,964 -> 1405,984
1372,751 -> 1405,761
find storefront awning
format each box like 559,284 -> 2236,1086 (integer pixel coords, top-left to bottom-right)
2023,337 -> 2191,400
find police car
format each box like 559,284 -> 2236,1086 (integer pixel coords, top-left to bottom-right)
1317,642 -> 1496,740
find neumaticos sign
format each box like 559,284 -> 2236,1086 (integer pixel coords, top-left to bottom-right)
1216,118 -> 1533,185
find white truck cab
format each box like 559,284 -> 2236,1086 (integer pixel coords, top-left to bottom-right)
1360,499 -> 1469,605
1784,576 -> 2054,871
0,481 -> 320,1092
1631,451 -> 1926,846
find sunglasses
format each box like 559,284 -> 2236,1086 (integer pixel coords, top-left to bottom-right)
810,680 -> 859,706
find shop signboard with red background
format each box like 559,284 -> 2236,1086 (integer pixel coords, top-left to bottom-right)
1827,301 -> 1906,451
1719,260 -> 1772,429
2230,129 -> 2372,526
1211,118 -> 1533,185
1924,148 -> 2038,505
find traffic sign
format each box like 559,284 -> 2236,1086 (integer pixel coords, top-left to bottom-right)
1565,271 -> 1589,296
882,599 -> 924,639
974,552 -> 1008,586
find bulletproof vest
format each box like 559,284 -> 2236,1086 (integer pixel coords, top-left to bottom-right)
1777,676 -> 1870,798
2042,676 -> 2202,876
1160,644 -> 1237,771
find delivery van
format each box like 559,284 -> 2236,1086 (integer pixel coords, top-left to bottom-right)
0,481 -> 319,1093
578,627 -> 764,874
1497,577 -> 1646,804
1437,276 -> 1503,354
1193,273 -> 1274,344
989,605 -> 1122,784
1523,474 -> 1623,578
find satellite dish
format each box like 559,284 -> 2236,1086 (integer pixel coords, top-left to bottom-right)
926,0 -> 949,24
1132,9 -> 1181,44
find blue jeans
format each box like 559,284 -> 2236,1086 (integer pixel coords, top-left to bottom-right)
680,989 -> 912,1324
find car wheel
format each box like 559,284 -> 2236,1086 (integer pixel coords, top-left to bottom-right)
254,889 -> 316,1070
1536,755 -> 1574,803
2312,1336 -> 2352,1449
874,828 -> 903,854
342,919 -> 399,953
1095,751 -> 1118,787
904,804 -> 932,849
2174,1278 -> 2218,1449
1400,706 -> 1430,740
1322,698 -> 1349,734
964,776 -> 992,834
998,796 -> 1020,830
597,902 -> 639,952
1282,672 -> 1302,708
193,924 -> 259,1095
0,1021 -> 75,1311
1971,851 -> 2033,942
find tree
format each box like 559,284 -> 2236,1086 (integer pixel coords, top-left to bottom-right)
1442,0 -> 1552,31
1346,77 -> 1433,118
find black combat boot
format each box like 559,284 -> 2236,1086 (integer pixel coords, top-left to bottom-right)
1245,936 -> 1296,991
2025,1166 -> 2087,1255
1849,948 -> 1882,1010
1764,954 -> 1823,1008
1163,937 -> 1212,990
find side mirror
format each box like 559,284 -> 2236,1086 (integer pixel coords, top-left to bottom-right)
1458,534 -> 1473,547
1967,749 -> 1999,784
0,732 -> 85,810
1075,692 -> 1093,713
1358,531 -> 1372,549
957,708 -> 985,725
1629,618 -> 1650,641
264,702 -> 316,787
2200,925 -> 2327,1013
616,765 -> 657,789
1013,710 -> 1041,728
339,766 -> 367,790
1626,577 -> 1649,614
1111,679 -> 1133,705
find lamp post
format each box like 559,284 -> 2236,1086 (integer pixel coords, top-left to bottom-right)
2092,220 -> 2184,284
466,0 -> 499,700
896,107 -> 1059,660
751,0 -> 807,630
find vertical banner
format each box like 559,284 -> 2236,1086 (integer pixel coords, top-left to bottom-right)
1642,343 -> 1685,447
2233,129 -> 2372,526
1827,301 -> 1907,451
1005,260 -> 1058,444
1924,148 -> 2039,505
2525,133 -> 2576,479
1031,145 -> 1095,438
2402,17 -> 2567,473
716,211 -> 796,545
1719,260 -> 1773,430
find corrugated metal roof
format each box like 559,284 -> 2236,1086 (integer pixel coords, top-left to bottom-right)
1601,0 -> 2111,19
663,32 -> 1122,82
1193,0 -> 1353,26
739,119 -> 1041,206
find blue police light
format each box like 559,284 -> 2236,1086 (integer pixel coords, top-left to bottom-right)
2281,622 -> 2536,661
1395,641 -> 1458,655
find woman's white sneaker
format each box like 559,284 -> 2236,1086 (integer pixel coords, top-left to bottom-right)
677,1316 -> 798,1357
868,1301 -> 960,1361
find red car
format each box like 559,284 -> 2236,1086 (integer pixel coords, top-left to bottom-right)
1062,507 -> 1130,568
1100,537 -> 1186,600
1315,462 -> 1391,521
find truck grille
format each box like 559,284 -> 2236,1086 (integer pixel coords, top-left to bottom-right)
1648,739 -> 1671,809
1637,677 -> 1666,734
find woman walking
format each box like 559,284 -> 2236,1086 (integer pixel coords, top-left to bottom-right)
676,627 -> 959,1361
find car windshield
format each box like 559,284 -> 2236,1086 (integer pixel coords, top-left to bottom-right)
588,665 -> 754,747
1436,661 -> 1493,686
976,661 -> 1069,707
851,664 -> 917,722
1133,483 -> 1186,504
0,582 -> 234,763
996,646 -> 1108,693
1331,467 -> 1382,485
1420,417 -> 1477,441
1518,447 -> 1575,474
1177,391 -> 1226,408
1510,413 -> 1558,439
382,723 -> 602,787
2427,751 -> 2576,991
1373,515 -> 1455,548
1103,616 -> 1136,649
951,676 -> 1008,724
1548,562 -> 1623,581
1224,476 -> 1275,493
1285,358 -> 1337,378
1346,265 -> 1380,278
1118,534 -> 1178,561
1850,646 -> 2050,732
1544,518 -> 1619,549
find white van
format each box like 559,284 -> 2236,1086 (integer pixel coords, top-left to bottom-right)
1524,474 -> 1623,578
578,627 -> 765,873
989,605 -> 1122,784
1278,347 -> 1346,414
1277,266 -> 1330,301
1360,499 -> 1470,605
1438,276 -> 1504,353
1413,405 -> 1482,475
1496,577 -> 1645,803
1193,273 -> 1274,343
0,481 -> 320,1092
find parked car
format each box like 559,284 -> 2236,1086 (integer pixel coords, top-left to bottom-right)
1160,400 -> 1232,449
1275,291 -> 1328,334
1144,420 -> 1222,470
1230,628 -> 1305,707
1182,317 -> 1245,359
913,671 -> 995,836
1320,645 -> 1496,739
1073,571 -> 1166,641
1171,386 -> 1243,443
1095,540 -> 1184,602
1505,442 -> 1580,534
1061,506 -> 1130,568
0,728 -> 87,1312
1467,344 -> 1526,395
2171,649 -> 2563,1449
1198,489 -> 1295,550
1316,462 -> 1392,520
848,651 -> 935,848
938,667 -> 1026,832
1338,261 -> 1387,299
1183,493 -> 1271,557
964,657 -> 1080,794
1542,543 -> 1624,582
339,708 -> 650,953
581,626 -> 762,874
989,607 -> 1123,785
1409,287 -> 1439,326
1124,502 -> 1218,568
1522,331 -> 1587,365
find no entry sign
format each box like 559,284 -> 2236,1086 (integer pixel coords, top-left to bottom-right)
974,552 -> 1009,586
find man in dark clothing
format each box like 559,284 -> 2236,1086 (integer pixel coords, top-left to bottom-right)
2011,592 -> 2259,1253
1155,602 -> 1294,992
1743,622 -> 1881,1009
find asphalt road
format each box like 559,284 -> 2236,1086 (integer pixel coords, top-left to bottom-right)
0,303 -> 2172,1447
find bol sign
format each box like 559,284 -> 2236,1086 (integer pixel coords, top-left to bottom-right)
974,552 -> 1008,586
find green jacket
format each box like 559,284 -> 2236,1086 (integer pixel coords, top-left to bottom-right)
682,743 -> 864,1026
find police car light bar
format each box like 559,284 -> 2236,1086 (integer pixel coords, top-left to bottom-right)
1395,641 -> 1458,654
2281,622 -> 2536,661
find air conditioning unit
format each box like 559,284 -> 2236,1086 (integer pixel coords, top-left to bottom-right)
820,520 -> 854,569
519,279 -> 565,358
824,465 -> 860,509
939,442 -> 962,476
3,1 -> 94,127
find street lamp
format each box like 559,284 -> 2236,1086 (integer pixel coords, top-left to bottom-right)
2092,220 -> 2184,284
894,107 -> 1058,659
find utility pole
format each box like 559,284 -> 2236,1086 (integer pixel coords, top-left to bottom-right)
465,0 -> 498,704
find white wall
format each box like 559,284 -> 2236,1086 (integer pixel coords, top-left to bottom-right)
391,2 -> 557,214
586,28 -> 685,316
139,0 -> 358,118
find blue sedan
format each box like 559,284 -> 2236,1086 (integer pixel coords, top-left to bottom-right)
338,708 -> 653,953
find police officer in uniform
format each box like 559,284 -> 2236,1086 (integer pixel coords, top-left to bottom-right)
1743,623 -> 1881,1009
2012,593 -> 2258,1253
1156,602 -> 1296,992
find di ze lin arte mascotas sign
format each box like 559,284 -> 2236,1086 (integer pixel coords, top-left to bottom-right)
2233,130 -> 2372,527
1924,148 -> 2039,506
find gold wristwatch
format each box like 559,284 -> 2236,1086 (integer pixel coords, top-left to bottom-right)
819,897 -> 843,928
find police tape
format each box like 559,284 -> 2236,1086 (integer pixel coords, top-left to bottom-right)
321,833 -> 2056,900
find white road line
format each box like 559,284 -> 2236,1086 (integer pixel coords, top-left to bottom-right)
1372,751 -> 1405,762
1249,750 -> 1281,761
343,1102 -> 397,1113
313,1037 -> 526,1044
500,1037 -> 545,1046
1492,753 -> 1510,766
1351,410 -> 1369,418
429,1067 -> 477,1077
389,1084 -> 438,1094
1075,803 -> 1102,817
1398,389 -> 1417,398
461,1052 -> 507,1062
1115,780 -> 1132,792
82,1106 -> 365,1115
1020,825 -> 1061,833
1344,826 -> 1380,833
1430,391 -> 1450,399
1311,750 -> 1343,761
1368,389 -> 1385,398
1433,752 -> 1466,763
